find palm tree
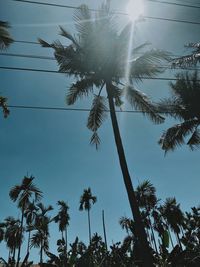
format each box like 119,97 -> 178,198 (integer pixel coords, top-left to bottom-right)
3,217 -> 21,263
53,201 -> 70,255
31,202 -> 53,264
79,188 -> 97,243
9,176 -> 43,267
39,2 -> 169,265
135,180 -> 159,253
160,198 -> 184,249
158,71 -> 200,153
24,201 -> 39,255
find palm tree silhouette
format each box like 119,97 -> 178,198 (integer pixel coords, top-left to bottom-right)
158,72 -> 200,152
9,176 -> 43,267
39,2 -> 169,265
160,198 -> 184,249
31,203 -> 53,265
79,188 -> 97,243
54,201 -> 70,255
135,180 -> 159,253
2,217 -> 21,263
24,201 -> 39,255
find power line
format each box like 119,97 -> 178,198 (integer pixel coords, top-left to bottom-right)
0,66 -> 200,81
0,52 -> 55,60
1,52 -> 200,71
148,0 -> 200,9
13,0 -> 200,26
6,104 -> 179,114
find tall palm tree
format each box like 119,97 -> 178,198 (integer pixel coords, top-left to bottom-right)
9,176 -> 43,267
158,71 -> 200,153
53,201 -> 70,255
160,198 -> 184,249
135,180 -> 159,253
79,188 -> 97,243
24,201 -> 39,255
31,202 -> 53,265
39,2 -> 169,265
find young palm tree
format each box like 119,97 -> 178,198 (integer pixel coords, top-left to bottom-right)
53,201 -> 70,254
79,187 -> 97,243
158,71 -> 200,153
9,176 -> 43,267
39,2 -> 169,265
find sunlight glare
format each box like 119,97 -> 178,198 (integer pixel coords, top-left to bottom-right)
126,0 -> 144,22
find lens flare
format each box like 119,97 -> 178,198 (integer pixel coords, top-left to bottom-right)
126,0 -> 144,22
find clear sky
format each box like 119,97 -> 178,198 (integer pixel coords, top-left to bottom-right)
0,0 -> 200,263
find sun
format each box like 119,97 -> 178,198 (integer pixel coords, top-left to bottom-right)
126,0 -> 144,22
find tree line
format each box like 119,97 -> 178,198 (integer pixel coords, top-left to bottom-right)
0,176 -> 199,267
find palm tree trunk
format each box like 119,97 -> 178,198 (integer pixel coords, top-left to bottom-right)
168,229 -> 174,249
16,205 -> 25,267
40,241 -> 43,265
87,209 -> 91,243
102,210 -> 108,251
148,215 -> 158,254
65,227 -> 68,255
106,83 -> 153,267
27,230 -> 31,254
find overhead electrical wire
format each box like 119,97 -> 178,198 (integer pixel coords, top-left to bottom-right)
6,105 -> 183,114
0,52 -> 199,72
147,0 -> 200,9
1,66 -> 200,81
12,0 -> 200,26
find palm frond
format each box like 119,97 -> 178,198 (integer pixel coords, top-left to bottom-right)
66,79 -> 94,105
158,119 -> 199,152
38,38 -> 52,48
0,96 -> 9,118
187,129 -> 200,150
131,42 -> 151,56
130,50 -> 171,80
87,95 -> 107,149
125,85 -> 164,124
73,5 -> 93,39
59,26 -> 78,46
0,21 -> 13,50
90,132 -> 100,149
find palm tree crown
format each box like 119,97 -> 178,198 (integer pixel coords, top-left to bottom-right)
158,71 -> 200,152
79,188 -> 97,211
39,2 -> 169,147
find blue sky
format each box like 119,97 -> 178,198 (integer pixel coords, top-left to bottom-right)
0,0 -> 200,263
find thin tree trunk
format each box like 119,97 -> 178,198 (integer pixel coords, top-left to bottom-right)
40,241 -> 43,265
16,205 -> 25,267
102,210 -> 108,251
148,215 -> 158,254
27,230 -> 31,255
168,230 -> 174,249
106,83 -> 153,267
88,209 -> 91,243
176,233 -> 183,250
65,227 -> 68,256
